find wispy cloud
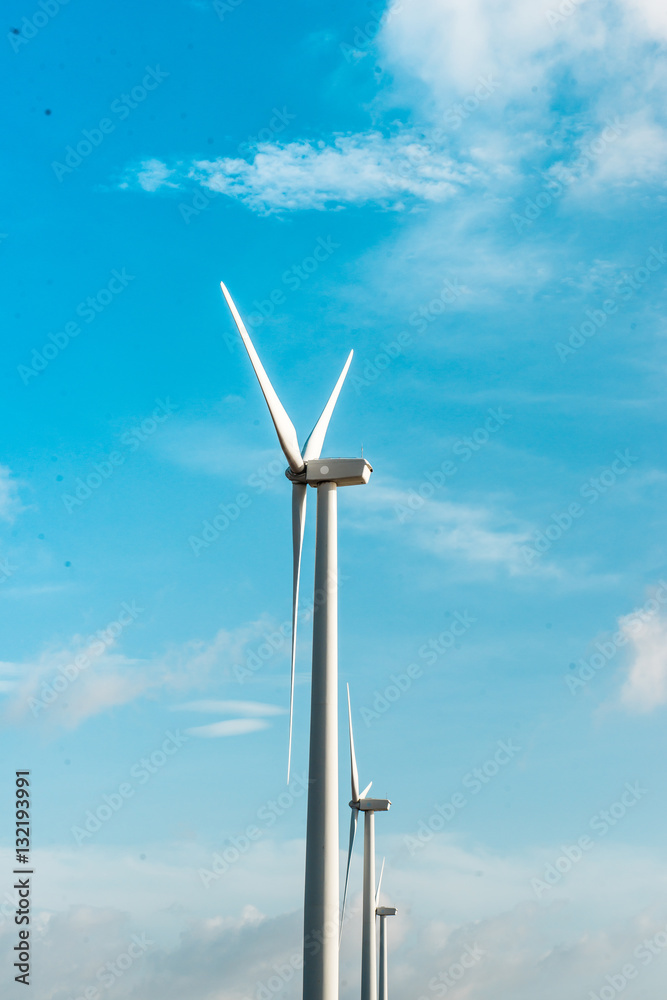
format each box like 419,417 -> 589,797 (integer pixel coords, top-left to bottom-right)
547,113 -> 667,195
123,132 -> 479,212
0,618 -> 287,730
621,0 -> 667,39
121,0 -> 667,227
620,607 -> 667,711
173,698 -> 286,738
155,416 -> 278,480
173,700 -> 286,715
0,465 -> 24,523
185,718 -> 271,738
353,485 -> 541,577
380,0 -> 667,106
132,158 -> 179,192
1,643 -> 148,728
10,838 -> 667,1000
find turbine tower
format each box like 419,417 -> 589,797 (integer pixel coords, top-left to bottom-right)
376,889 -> 397,1000
342,685 -> 391,1000
220,282 -> 372,1000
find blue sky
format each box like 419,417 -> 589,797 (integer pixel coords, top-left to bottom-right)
3,0 -> 667,997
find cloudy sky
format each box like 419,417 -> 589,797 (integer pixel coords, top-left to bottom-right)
3,0 -> 667,996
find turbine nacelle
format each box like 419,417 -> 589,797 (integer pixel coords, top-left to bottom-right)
341,684 -> 392,940
377,891 -> 396,1000
286,458 -> 373,487
352,798 -> 391,812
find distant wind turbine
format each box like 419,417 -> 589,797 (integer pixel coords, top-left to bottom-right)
220,281 -> 372,1000
342,684 -> 391,1000
376,861 -> 397,1000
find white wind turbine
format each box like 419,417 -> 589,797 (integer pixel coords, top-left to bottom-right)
342,684 -> 391,1000
375,860 -> 397,1000
220,281 -> 372,1000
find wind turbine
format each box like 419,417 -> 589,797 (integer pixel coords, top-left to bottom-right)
376,862 -> 397,1000
220,282 -> 372,1000
342,684 -> 391,1000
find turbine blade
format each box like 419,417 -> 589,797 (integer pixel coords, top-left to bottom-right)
347,684 -> 360,802
302,350 -> 353,461
360,780 -> 372,799
287,482 -> 307,783
376,857 -> 385,907
220,281 -> 304,474
340,808 -> 358,941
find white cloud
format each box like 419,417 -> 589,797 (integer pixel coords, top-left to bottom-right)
544,114 -> 667,195
354,485 -> 544,577
155,415 -> 280,480
619,606 -> 667,711
587,114 -> 667,187
379,0 -> 667,107
0,465 -> 23,522
174,700 -> 286,715
621,0 -> 667,38
173,699 -> 285,738
374,0 -> 667,199
0,617 -> 288,729
186,718 -> 271,738
7,838 -> 667,999
127,158 -> 178,192
379,0 -> 557,100
1,640 -> 149,728
126,133 -> 478,212
122,1 -> 667,220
